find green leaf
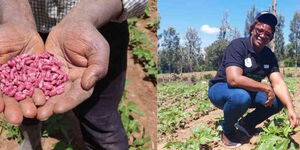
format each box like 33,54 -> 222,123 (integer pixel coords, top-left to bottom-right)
127,101 -> 143,116
133,136 -> 151,146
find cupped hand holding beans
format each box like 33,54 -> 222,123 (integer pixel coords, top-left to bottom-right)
36,20 -> 110,121
0,23 -> 45,125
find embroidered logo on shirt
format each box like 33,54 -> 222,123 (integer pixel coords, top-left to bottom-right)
245,57 -> 252,68
264,64 -> 269,69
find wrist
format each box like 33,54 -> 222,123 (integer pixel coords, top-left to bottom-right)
0,0 -> 36,30
287,104 -> 295,111
261,83 -> 271,93
62,0 -> 122,27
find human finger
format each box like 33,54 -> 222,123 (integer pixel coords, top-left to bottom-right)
19,98 -> 37,118
81,36 -> 109,90
32,88 -> 46,106
36,99 -> 55,121
264,99 -> 272,107
81,64 -> 107,90
3,95 -> 23,125
36,80 -> 72,120
53,79 -> 93,114
0,92 -> 4,113
290,115 -> 298,128
290,118 -> 296,128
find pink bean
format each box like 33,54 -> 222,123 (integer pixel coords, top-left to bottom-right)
43,82 -> 53,90
0,52 -> 68,101
7,60 -> 16,67
17,84 -> 25,92
56,87 -> 64,95
49,89 -> 57,96
7,88 -> 17,97
15,92 -> 26,101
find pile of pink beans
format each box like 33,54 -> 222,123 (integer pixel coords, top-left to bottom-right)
0,52 -> 68,101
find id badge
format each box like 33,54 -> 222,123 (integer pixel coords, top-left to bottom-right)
244,57 -> 252,68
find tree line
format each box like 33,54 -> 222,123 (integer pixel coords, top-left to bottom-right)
158,6 -> 300,74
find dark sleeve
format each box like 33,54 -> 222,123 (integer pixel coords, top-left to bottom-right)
269,52 -> 279,73
224,40 -> 246,69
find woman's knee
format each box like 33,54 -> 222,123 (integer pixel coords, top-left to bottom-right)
229,89 -> 251,107
273,98 -> 284,113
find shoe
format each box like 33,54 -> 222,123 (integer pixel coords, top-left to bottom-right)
235,121 -> 259,137
221,131 -> 242,148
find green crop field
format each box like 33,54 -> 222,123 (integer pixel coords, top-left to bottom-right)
158,71 -> 300,150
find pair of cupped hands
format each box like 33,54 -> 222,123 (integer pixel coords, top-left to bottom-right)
0,19 -> 109,125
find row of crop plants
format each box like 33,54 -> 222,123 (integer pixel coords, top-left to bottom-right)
159,76 -> 300,150
158,80 -> 214,139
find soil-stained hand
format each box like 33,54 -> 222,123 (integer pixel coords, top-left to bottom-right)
37,21 -> 109,121
0,23 -> 45,125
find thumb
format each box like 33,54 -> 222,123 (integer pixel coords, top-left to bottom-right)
290,117 -> 296,128
0,93 -> 4,113
81,37 -> 109,90
81,64 -> 108,90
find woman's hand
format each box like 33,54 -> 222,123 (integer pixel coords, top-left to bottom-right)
263,85 -> 275,107
288,109 -> 300,128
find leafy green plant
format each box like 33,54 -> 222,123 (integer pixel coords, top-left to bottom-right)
143,4 -> 152,18
53,141 -> 74,150
133,46 -> 157,78
128,17 -> 157,82
146,18 -> 158,33
158,81 -> 214,137
119,90 -> 151,150
254,110 -> 299,150
128,25 -> 149,47
284,77 -> 300,95
164,125 -> 219,150
0,119 -> 23,143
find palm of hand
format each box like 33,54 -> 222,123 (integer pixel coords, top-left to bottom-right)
0,23 -> 44,64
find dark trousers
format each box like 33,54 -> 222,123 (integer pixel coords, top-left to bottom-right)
24,21 -> 129,150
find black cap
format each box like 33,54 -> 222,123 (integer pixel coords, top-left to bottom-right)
255,11 -> 278,27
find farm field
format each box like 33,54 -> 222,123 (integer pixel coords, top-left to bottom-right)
158,70 -> 300,150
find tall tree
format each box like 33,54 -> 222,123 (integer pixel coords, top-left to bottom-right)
244,5 -> 257,37
205,40 -> 230,71
274,13 -> 285,60
227,27 -> 241,42
284,43 -> 295,59
218,11 -> 230,40
289,11 -> 300,67
158,50 -> 169,73
184,27 -> 202,72
218,11 -> 241,42
160,27 -> 180,73
269,0 -> 277,51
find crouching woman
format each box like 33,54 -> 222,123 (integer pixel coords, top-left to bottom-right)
208,11 -> 299,148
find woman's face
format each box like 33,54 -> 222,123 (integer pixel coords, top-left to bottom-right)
251,23 -> 274,51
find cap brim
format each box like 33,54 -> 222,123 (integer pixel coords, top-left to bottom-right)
256,13 -> 277,26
